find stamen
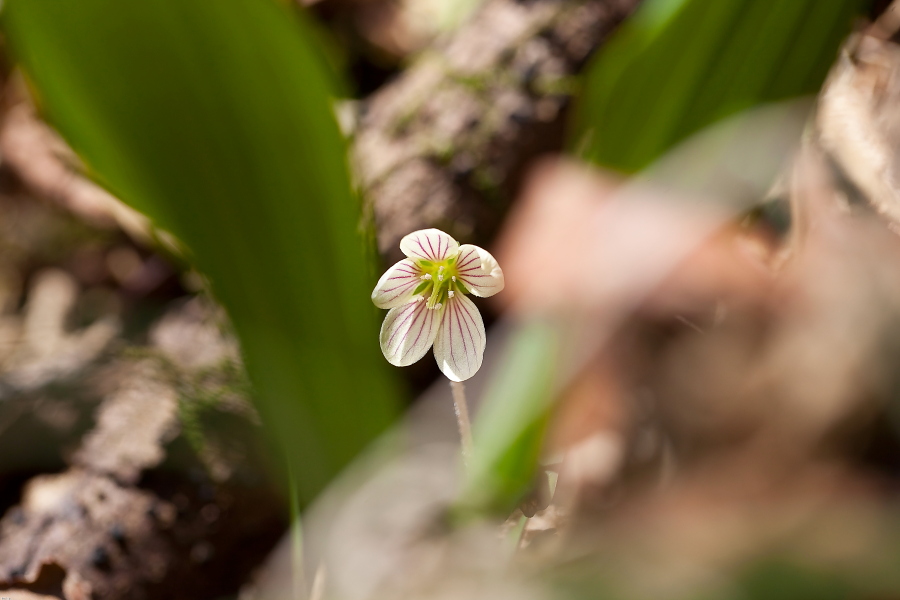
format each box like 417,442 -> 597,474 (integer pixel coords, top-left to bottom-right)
451,276 -> 456,282
434,303 -> 442,309
420,273 -> 432,280
448,290 -> 455,298
437,265 -> 445,282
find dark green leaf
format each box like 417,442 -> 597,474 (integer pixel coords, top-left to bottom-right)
571,0 -> 867,173
3,0 -> 400,505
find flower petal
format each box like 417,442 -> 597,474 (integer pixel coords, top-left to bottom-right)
400,229 -> 460,262
455,244 -> 505,298
433,293 -> 486,381
380,300 -> 444,366
371,259 -> 426,309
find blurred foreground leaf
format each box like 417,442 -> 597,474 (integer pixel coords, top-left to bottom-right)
465,0 -> 867,518
3,0 -> 399,505
461,320 -> 558,515
466,101 -> 809,515
571,0 -> 867,172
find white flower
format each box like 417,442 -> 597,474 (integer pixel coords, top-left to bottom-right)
371,228 -> 505,381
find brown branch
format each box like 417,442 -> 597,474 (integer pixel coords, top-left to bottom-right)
354,0 -> 639,262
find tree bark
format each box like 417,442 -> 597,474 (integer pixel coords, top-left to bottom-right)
353,0 -> 639,263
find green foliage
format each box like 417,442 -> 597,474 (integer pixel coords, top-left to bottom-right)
571,0 -> 868,173
736,559 -> 855,600
460,320 -> 558,515
2,0 -> 399,505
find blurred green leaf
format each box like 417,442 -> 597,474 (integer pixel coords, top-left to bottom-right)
571,0 -> 867,173
464,98 -> 812,516
3,0 -> 399,505
737,559 -> 854,600
460,320 -> 558,515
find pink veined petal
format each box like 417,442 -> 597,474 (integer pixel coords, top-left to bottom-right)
399,229 -> 460,262
380,300 -> 445,367
371,259 -> 424,309
455,244 -> 505,298
432,293 -> 486,382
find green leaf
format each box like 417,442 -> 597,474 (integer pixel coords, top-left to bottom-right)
571,0 -> 868,173
459,319 -> 559,515
2,0 -> 400,505
738,559 -> 855,600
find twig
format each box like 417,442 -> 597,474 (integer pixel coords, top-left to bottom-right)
450,380 -> 474,462
869,0 -> 900,40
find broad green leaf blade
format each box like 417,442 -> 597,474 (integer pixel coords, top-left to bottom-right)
3,0 -> 399,504
571,0 -> 867,173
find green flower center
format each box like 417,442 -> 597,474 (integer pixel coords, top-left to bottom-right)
413,257 -> 469,309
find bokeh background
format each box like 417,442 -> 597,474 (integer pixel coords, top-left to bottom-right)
0,0 -> 899,598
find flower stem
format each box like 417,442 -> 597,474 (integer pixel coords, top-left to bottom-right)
507,514 -> 529,557
288,464 -> 304,600
450,380 -> 474,462
310,564 -> 327,600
